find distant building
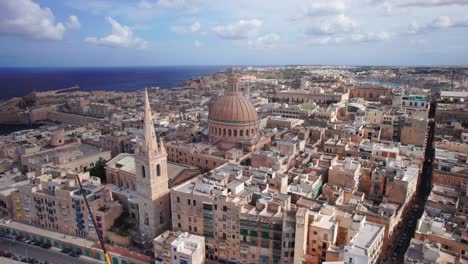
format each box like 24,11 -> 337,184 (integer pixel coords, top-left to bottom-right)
20,142 -> 111,173
440,91 -> 468,103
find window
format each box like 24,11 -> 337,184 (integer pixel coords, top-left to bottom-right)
156,164 -> 161,176
141,165 -> 146,178
144,212 -> 149,225
187,199 -> 191,206
240,229 -> 248,236
193,200 -> 196,206
203,203 -> 213,211
177,197 -> 180,203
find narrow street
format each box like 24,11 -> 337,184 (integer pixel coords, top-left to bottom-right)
383,101 -> 437,263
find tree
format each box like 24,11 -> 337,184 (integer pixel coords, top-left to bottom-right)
89,159 -> 107,183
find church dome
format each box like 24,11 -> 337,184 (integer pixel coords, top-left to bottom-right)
208,70 -> 260,142
209,94 -> 258,125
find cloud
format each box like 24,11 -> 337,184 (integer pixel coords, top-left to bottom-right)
141,0 -> 200,13
367,0 -> 394,15
171,21 -> 200,34
297,2 -> 392,46
67,15 -> 81,30
369,0 -> 468,15
399,0 -> 468,7
350,32 -> 391,42
85,17 -> 149,49
304,14 -> 357,36
304,1 -> 346,17
194,40 -> 202,48
306,31 -> 391,45
408,16 -> 468,34
248,33 -> 280,49
0,0 -> 66,40
139,0 -> 153,9
213,19 -> 263,40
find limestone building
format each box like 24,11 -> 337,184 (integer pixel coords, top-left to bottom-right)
154,231 -> 205,264
135,89 -> 171,240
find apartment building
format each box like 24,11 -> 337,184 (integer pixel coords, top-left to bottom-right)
154,231 -> 205,264
11,173 -> 122,241
170,162 -> 297,264
328,158 -> 361,191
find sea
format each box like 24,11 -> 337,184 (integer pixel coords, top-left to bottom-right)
0,66 -> 228,100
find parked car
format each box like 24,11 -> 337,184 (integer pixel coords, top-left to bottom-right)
32,241 -> 41,246
3,252 -> 12,258
60,248 -> 71,254
40,243 -> 51,249
15,236 -> 25,242
68,252 -> 81,258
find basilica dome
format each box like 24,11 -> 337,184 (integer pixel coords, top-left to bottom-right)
209,94 -> 258,124
208,71 -> 260,142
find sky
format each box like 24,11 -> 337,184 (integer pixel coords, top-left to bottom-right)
0,0 -> 467,67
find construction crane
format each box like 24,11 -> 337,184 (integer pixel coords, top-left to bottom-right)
75,175 -> 112,264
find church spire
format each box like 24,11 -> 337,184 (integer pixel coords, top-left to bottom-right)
143,88 -> 158,156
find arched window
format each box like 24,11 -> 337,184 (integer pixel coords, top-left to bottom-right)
234,130 -> 237,136
240,130 -> 243,136
156,164 -> 161,176
218,128 -> 221,135
228,129 -> 232,136
246,129 -> 249,136
144,212 -> 149,225
223,128 -> 226,136
141,165 -> 146,178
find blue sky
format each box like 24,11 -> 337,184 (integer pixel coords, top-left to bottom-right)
0,0 -> 467,67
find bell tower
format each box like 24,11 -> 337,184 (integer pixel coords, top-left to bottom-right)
135,89 -> 170,239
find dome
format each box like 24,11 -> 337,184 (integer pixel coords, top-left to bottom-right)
209,94 -> 258,124
208,70 -> 260,143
